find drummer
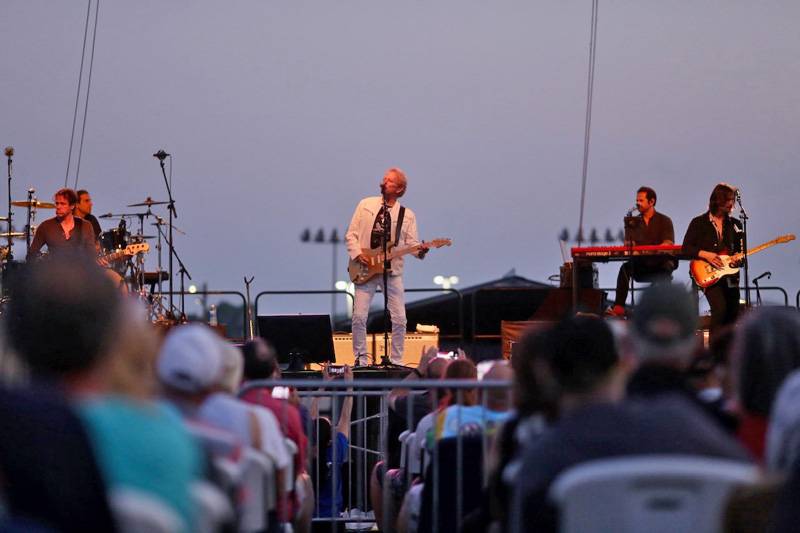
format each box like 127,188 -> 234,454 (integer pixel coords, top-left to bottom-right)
74,189 -> 102,240
27,188 -> 97,261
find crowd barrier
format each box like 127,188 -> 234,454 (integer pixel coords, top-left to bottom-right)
239,376 -> 513,532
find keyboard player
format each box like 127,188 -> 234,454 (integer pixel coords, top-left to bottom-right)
607,186 -> 677,316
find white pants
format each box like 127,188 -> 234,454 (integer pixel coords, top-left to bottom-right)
351,274 -> 406,364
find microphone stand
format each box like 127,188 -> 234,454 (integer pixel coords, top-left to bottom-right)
154,220 -> 192,321
5,151 -> 13,261
156,154 -> 177,318
379,197 -> 392,367
736,192 -> 750,307
752,272 -> 770,307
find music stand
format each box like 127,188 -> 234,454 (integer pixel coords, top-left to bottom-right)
257,314 -> 336,371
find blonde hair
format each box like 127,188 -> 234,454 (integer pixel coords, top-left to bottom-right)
386,167 -> 407,197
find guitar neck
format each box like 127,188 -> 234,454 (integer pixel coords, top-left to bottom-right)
744,239 -> 782,258
387,244 -> 422,260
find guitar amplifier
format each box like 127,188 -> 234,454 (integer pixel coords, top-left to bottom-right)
374,332 -> 439,367
332,333 -> 361,366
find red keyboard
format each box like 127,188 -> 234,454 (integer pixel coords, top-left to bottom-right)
571,244 -> 684,259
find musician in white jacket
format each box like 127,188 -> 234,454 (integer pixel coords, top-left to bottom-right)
345,168 -> 426,366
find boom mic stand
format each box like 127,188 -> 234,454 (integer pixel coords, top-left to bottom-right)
154,150 -> 177,318
379,197 -> 393,367
154,220 -> 192,321
736,190 -> 750,307
5,147 -> 13,261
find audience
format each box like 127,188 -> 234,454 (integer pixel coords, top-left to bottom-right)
9,257 -> 800,533
731,307 -> 800,462
509,312 -> 750,533
239,337 -> 312,531
309,364 -> 353,519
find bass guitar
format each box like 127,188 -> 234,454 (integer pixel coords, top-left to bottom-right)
348,238 -> 452,285
689,234 -> 795,288
100,242 -> 149,264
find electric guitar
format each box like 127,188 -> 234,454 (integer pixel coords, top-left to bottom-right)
100,242 -> 149,264
689,234 -> 795,288
348,238 -> 452,285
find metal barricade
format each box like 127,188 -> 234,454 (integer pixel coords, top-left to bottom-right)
239,376 -> 513,533
157,290 -> 249,338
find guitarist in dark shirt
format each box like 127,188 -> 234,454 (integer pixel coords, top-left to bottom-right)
682,183 -> 743,335
27,188 -> 97,261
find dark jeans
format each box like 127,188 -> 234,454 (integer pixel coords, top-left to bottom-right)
614,259 -> 676,306
704,280 -> 740,335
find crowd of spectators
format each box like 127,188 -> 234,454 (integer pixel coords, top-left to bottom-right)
3,256 -> 800,532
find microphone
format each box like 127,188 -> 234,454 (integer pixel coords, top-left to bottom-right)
752,271 -> 772,283
153,149 -> 170,161
4,147 -> 13,158
98,212 -> 114,219
625,206 -> 637,217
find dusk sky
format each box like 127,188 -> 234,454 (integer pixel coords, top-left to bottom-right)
3,1 -> 799,317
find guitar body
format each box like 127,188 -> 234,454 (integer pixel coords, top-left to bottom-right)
689,256 -> 739,289
688,233 -> 795,289
348,246 -> 394,285
347,238 -> 453,285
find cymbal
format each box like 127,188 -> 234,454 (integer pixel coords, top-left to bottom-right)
0,232 -> 26,239
12,200 -> 55,209
127,197 -> 168,207
131,235 -> 156,240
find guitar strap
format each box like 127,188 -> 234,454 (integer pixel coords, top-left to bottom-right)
394,206 -> 406,247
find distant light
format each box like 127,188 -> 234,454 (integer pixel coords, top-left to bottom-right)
335,280 -> 349,291
188,285 -> 197,294
433,275 -> 459,290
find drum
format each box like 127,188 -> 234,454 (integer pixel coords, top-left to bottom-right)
100,228 -> 129,253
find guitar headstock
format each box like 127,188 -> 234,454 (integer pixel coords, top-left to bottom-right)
424,238 -> 452,249
776,234 -> 796,244
124,243 -> 150,255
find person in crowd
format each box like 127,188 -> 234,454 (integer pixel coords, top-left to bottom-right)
435,358 -> 512,439
158,324 -> 292,529
509,315 -> 750,533
462,325 -> 559,533
79,300 -> 205,533
309,364 -> 353,518
732,307 -> 800,462
239,337 -> 313,532
371,347 -> 449,529
626,283 -> 737,431
1,257 -> 119,531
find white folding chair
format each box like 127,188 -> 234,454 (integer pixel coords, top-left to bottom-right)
192,480 -> 235,533
109,488 -> 183,533
549,455 -> 759,533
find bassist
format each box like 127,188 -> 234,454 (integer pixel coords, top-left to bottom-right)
682,183 -> 743,335
345,168 -> 427,365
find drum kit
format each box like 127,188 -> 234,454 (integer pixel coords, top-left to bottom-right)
0,191 -> 184,324
3,147 -> 188,324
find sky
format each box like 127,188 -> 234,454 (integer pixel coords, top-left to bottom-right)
2,1 -> 799,317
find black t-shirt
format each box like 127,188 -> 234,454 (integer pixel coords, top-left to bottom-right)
627,211 -> 675,245
82,213 -> 102,239
370,206 -> 391,249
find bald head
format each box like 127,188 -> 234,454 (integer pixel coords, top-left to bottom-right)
483,360 -> 513,411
